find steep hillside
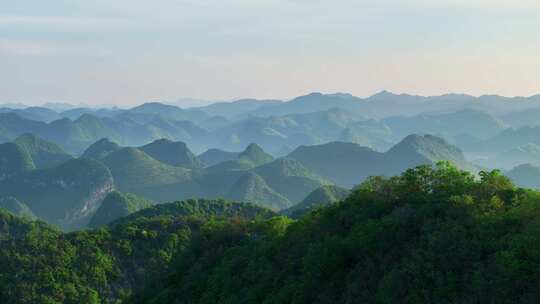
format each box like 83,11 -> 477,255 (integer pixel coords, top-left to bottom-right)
0,158 -> 114,230
282,185 -> 351,218
0,197 -> 36,220
253,158 -> 330,203
13,133 -> 72,168
139,138 -> 203,169
0,142 -> 35,179
81,138 -> 121,160
506,164 -> 540,189
384,134 -> 474,172
476,143 -> 540,169
288,135 -> 474,188
384,109 -> 506,140
287,141 -> 384,187
102,147 -> 198,201
225,172 -> 290,210
198,148 -> 239,167
238,143 -> 274,166
88,191 -> 153,228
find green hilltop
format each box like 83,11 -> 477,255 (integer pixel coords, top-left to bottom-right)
14,133 -> 72,169
81,137 -> 121,160
282,185 -> 351,218
139,138 -> 203,169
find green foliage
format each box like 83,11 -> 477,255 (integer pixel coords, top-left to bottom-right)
136,162 -> 540,304
0,199 -> 273,304
6,163 -> 540,303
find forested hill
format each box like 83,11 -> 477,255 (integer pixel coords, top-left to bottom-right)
3,163 -> 540,303
0,199 -> 274,303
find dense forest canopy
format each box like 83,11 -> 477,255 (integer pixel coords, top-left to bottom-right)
2,163 -> 540,303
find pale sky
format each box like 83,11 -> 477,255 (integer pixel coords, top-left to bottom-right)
1,0 -> 539,106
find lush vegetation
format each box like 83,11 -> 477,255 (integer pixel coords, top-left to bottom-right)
3,163 -> 540,303
0,199 -> 274,304
135,162 -> 540,303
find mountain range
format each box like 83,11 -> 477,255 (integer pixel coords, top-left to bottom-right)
0,130 -> 472,230
2,91 -> 540,232
2,91 -> 540,159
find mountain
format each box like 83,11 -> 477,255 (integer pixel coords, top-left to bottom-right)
501,107 -> 540,128
0,197 -> 36,220
2,106 -> 61,122
206,108 -> 367,154
0,142 -> 35,179
288,135 -> 474,188
383,108 -> 506,140
476,143 -> 540,169
129,102 -> 209,123
102,147 -> 197,201
60,107 -> 123,120
194,98 -> 282,118
474,126 -> 540,157
88,191 -> 152,228
282,185 -> 351,218
139,138 -> 203,169
0,158 -> 114,230
506,164 -> 540,189
238,143 -> 274,166
0,113 -> 46,141
385,134 -> 474,172
287,141 -> 383,187
225,172 -> 290,210
13,133 -> 72,168
198,148 -> 240,167
338,119 -> 395,151
244,92 -> 365,117
253,158 -> 330,203
81,138 -> 121,160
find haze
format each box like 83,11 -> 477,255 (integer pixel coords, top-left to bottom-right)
1,0 -> 539,106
